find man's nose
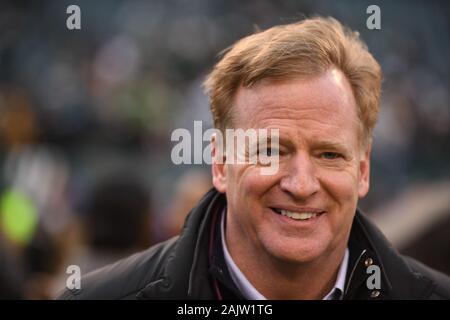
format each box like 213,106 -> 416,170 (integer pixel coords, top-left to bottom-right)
279,153 -> 320,199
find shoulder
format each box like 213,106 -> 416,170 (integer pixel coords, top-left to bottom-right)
403,256 -> 450,299
56,237 -> 178,300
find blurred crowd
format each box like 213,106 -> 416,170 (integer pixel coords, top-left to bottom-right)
0,0 -> 449,299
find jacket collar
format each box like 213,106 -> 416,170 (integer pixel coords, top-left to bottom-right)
347,212 -> 435,299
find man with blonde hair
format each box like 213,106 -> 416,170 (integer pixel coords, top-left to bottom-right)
59,17 -> 450,300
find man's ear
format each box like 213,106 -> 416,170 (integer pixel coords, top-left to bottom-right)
211,133 -> 227,193
358,142 -> 371,198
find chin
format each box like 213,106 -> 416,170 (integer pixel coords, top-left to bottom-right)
260,235 -> 330,265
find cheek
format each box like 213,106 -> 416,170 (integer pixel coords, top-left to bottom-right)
225,166 -> 275,235
319,168 -> 360,206
231,165 -> 278,194
319,170 -> 359,241
226,165 -> 279,215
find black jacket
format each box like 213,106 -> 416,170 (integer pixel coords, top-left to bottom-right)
57,188 -> 450,300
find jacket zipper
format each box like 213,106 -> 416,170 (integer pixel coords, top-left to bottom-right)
344,249 -> 367,297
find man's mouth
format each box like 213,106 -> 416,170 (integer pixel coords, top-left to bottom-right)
270,208 -> 325,221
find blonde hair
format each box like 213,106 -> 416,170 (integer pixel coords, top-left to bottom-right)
203,17 -> 382,146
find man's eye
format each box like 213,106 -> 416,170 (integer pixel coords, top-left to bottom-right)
321,152 -> 341,160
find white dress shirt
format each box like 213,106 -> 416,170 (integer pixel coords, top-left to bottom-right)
221,210 -> 349,300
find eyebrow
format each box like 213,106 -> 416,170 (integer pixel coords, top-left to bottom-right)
254,131 -> 352,153
312,140 -> 351,153
277,137 -> 351,153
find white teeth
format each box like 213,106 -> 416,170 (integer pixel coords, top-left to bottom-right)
280,210 -> 317,220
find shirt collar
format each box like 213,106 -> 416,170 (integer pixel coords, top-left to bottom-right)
221,209 -> 349,300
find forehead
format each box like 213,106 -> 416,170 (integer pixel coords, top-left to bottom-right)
232,69 -> 360,144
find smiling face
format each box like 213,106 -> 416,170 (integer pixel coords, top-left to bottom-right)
212,68 -> 371,266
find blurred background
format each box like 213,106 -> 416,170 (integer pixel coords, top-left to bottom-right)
0,0 -> 448,299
